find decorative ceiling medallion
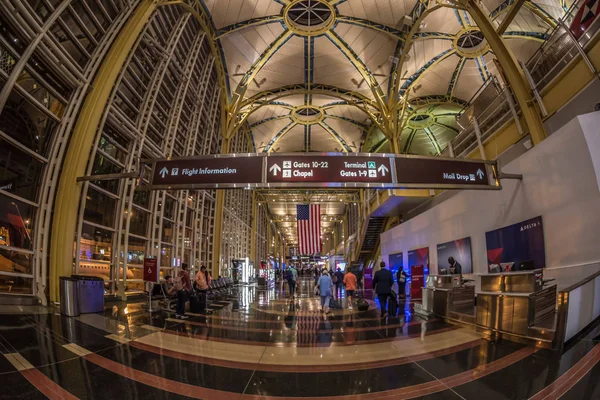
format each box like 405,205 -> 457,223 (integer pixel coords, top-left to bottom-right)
292,106 -> 324,125
407,112 -> 434,129
284,0 -> 335,36
453,28 -> 489,58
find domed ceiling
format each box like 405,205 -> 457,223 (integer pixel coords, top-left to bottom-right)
201,0 -> 570,155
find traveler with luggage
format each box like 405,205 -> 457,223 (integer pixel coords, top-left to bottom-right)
316,269 -> 334,314
174,263 -> 191,319
195,264 -> 212,291
192,264 -> 211,313
372,261 -> 394,318
287,265 -> 298,298
343,269 -> 357,310
396,266 -> 407,300
333,268 -> 344,299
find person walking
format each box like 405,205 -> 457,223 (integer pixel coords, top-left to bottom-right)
194,265 -> 212,307
334,268 -> 345,300
343,269 -> 357,310
396,266 -> 407,300
288,265 -> 298,298
316,269 -> 334,313
174,263 -> 192,319
372,261 -> 394,317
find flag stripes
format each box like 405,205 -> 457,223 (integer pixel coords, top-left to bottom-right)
297,204 -> 321,255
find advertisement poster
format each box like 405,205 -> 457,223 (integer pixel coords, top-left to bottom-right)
143,258 -> 159,283
389,252 -> 403,282
437,237 -> 473,274
485,216 -> 546,273
408,247 -> 429,299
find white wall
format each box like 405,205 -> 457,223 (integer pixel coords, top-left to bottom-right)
381,112 -> 600,285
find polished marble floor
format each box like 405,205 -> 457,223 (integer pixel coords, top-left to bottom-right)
0,277 -> 599,399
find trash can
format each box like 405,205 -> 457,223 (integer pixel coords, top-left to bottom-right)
59,276 -> 80,317
73,275 -> 105,313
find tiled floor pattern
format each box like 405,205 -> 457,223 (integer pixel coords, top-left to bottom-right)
0,279 -> 599,399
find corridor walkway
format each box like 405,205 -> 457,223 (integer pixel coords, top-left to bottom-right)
0,279 -> 598,399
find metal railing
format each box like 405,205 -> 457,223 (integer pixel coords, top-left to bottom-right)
526,1 -> 600,93
442,77 -> 521,158
440,4 -> 600,161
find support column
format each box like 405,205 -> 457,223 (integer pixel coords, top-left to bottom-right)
464,0 -> 547,145
211,136 -> 230,278
49,0 -> 157,302
250,191 -> 257,266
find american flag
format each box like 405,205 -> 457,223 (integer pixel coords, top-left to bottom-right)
297,204 -> 321,255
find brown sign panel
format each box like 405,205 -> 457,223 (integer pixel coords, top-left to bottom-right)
394,158 -> 490,186
266,156 -> 393,184
151,157 -> 263,186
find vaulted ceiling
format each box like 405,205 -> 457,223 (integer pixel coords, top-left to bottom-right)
201,0 -> 569,156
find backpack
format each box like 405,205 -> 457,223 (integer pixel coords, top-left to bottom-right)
284,269 -> 292,280
173,275 -> 183,291
332,274 -> 338,283
357,298 -> 369,311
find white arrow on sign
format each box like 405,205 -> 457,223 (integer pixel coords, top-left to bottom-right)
269,163 -> 282,176
377,164 -> 389,176
476,169 -> 484,179
159,167 -> 169,178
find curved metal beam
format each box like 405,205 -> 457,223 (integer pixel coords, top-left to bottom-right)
475,56 -> 490,82
503,31 -> 548,41
402,128 -> 417,153
410,95 -> 468,107
226,29 -> 293,138
423,126 -> 442,154
447,57 -> 467,97
461,0 -> 547,144
497,0 -> 526,34
388,2 -> 440,106
325,29 -> 388,112
335,16 -> 405,39
240,84 -> 381,128
248,114 -> 292,128
319,120 -> 352,151
433,121 -> 460,133
264,121 -> 297,152
490,0 -> 557,28
323,114 -> 369,130
216,15 -> 284,38
400,49 -> 457,96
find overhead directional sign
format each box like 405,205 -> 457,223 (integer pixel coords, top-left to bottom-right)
394,157 -> 490,186
151,156 -> 263,186
266,156 -> 393,184
144,153 -> 500,190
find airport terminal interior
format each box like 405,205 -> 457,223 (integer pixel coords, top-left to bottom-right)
2,0 -> 600,398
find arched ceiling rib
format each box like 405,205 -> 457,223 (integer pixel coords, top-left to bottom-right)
202,0 -> 569,156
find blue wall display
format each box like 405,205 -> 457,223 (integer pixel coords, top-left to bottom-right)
437,237 -> 473,274
485,216 -> 546,273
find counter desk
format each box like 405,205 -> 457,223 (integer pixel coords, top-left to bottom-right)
421,275 -> 476,317
476,269 -> 556,337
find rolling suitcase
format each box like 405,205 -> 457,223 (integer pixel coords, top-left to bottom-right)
329,297 -> 340,309
388,291 -> 398,317
189,291 -> 206,313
